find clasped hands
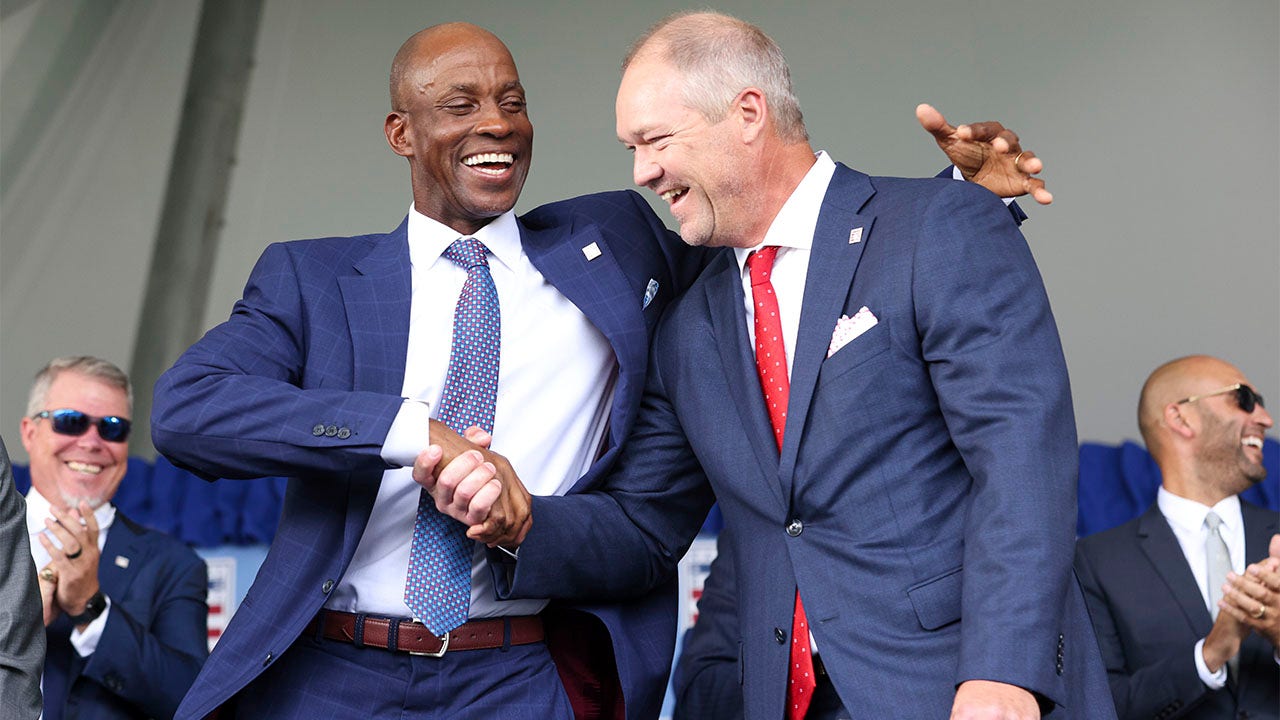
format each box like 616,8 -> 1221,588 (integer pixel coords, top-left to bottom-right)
35,501 -> 103,628
412,419 -> 530,548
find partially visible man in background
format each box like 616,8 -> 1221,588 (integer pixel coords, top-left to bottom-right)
0,435 -> 44,720
1075,355 -> 1278,720
21,356 -> 208,720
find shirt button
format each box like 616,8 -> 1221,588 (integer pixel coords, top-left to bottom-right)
322,579 -> 334,593
786,519 -> 803,537
325,424 -> 339,437
312,424 -> 326,436
774,627 -> 786,644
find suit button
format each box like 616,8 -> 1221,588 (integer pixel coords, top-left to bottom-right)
325,424 -> 339,437
775,627 -> 786,644
786,519 -> 803,537
312,424 -> 326,436
264,651 -> 274,666
322,579 -> 334,593
337,427 -> 351,439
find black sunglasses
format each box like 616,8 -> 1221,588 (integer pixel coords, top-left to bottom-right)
32,409 -> 132,443
1176,383 -> 1266,414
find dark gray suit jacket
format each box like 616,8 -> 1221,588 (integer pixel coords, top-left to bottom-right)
1075,500 -> 1280,720
0,436 -> 45,719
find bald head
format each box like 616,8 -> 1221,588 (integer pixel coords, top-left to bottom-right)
390,23 -> 513,111
1138,355 -> 1244,452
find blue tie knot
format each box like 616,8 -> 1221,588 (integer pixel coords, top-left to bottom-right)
445,237 -> 490,269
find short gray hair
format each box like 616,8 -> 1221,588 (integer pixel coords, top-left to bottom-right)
26,356 -> 133,418
623,11 -> 807,144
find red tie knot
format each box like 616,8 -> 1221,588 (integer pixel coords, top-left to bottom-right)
748,246 -> 780,287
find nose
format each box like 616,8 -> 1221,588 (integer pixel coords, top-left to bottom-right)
1255,402 -> 1274,428
632,146 -> 661,188
475,101 -> 513,138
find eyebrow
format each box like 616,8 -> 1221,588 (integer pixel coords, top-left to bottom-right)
445,80 -> 525,94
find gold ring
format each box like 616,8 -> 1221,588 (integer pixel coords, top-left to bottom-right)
1253,605 -> 1266,619
39,567 -> 57,583
1013,152 -> 1026,171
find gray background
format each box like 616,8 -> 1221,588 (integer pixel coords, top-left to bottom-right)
2,0 -> 1277,462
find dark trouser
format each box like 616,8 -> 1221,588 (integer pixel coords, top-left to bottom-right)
233,627 -> 574,719
806,662 -> 851,720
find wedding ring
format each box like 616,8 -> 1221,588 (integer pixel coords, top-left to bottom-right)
64,546 -> 83,560
1253,605 -> 1266,619
1013,152 -> 1026,172
39,567 -> 57,583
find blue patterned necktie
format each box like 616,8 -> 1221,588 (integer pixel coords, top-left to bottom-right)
404,237 -> 500,634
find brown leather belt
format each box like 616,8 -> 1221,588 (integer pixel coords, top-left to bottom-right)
305,610 -> 544,657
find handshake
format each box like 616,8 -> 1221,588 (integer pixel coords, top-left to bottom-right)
411,420 -> 531,549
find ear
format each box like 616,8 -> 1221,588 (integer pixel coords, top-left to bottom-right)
385,111 -> 412,158
1163,402 -> 1196,440
19,415 -> 36,453
734,87 -> 767,143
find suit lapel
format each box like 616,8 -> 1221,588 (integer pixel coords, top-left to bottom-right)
1242,501 -> 1278,563
1136,505 -> 1213,635
340,218 -> 412,397
779,166 -> 876,491
98,514 -> 147,609
338,219 -> 412,552
704,253 -> 785,510
519,216 -> 645,453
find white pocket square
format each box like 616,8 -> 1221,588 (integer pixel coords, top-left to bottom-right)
827,306 -> 878,358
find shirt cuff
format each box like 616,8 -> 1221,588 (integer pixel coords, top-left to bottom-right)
70,596 -> 112,657
1194,637 -> 1229,689
950,165 -> 1015,206
380,399 -> 433,467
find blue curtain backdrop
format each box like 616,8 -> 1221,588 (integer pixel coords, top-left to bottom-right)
12,439 -> 1278,546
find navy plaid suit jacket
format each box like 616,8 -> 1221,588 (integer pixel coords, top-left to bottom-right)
153,190 -> 709,720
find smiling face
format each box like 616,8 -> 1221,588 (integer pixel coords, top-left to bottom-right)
386,25 -> 532,235
20,371 -> 130,511
1189,376 -> 1272,494
616,56 -> 753,248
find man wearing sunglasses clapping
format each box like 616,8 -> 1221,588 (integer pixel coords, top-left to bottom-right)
19,356 -> 208,720
1075,355 -> 1279,720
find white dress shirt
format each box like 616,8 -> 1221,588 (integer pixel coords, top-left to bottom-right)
327,205 -> 615,619
1157,487 -> 1247,688
26,488 -> 115,656
732,151 -> 837,376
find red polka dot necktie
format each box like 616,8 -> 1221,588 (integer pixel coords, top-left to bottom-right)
404,237 -> 500,635
748,246 -> 815,720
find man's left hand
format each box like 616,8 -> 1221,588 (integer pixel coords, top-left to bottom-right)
917,103 -> 1053,205
38,502 -> 102,622
1218,534 -> 1280,648
951,680 -> 1040,720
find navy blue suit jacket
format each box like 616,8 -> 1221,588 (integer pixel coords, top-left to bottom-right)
152,191 -> 704,720
42,513 -> 208,720
509,165 -> 1115,719
1075,501 -> 1280,720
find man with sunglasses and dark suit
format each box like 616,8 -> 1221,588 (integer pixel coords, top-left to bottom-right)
19,356 -> 208,720
1075,354 -> 1279,720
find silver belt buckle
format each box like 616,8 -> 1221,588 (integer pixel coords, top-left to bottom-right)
410,632 -> 450,658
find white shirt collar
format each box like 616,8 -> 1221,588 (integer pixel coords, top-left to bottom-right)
25,486 -> 116,536
733,151 -> 837,276
1157,485 -> 1243,537
406,205 -> 522,274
